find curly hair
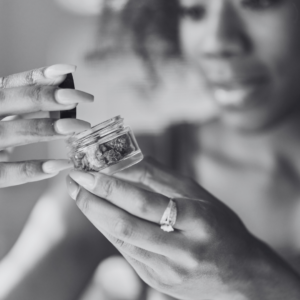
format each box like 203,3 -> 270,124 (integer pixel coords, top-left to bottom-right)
122,0 -> 181,60
87,0 -> 181,63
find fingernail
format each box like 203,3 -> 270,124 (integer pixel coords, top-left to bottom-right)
54,119 -> 91,135
55,89 -> 94,105
69,170 -> 95,189
66,176 -> 81,200
42,159 -> 73,174
44,64 -> 77,79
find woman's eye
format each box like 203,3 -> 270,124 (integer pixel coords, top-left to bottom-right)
180,5 -> 206,21
241,0 -> 279,9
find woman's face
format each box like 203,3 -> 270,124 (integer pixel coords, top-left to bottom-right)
179,0 -> 300,131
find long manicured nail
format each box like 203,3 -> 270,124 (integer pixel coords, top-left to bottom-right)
55,89 -> 94,105
54,119 -> 91,135
44,64 -> 77,79
69,170 -> 95,189
42,159 -> 73,174
66,176 -> 81,200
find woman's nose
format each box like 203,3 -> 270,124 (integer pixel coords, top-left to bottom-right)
202,2 -> 250,59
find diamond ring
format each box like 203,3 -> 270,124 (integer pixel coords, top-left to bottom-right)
159,199 -> 177,232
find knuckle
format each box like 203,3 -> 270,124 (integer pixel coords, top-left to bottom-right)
25,70 -> 35,85
100,177 -> 118,198
29,119 -> 51,137
134,196 -> 148,215
25,69 -> 42,86
133,246 -> 146,258
146,268 -> 178,290
28,85 -> 43,105
183,251 -> 201,272
154,259 -> 186,287
114,238 -> 125,249
163,268 -> 184,287
0,76 -> 9,89
113,218 -> 133,239
190,207 -> 202,225
21,162 -> 38,179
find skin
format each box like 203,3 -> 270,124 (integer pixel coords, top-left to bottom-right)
0,65 -> 139,300
3,0 -> 300,299
179,0 -> 300,131
0,64 -> 94,187
0,65 -> 106,300
67,159 -> 300,299
65,0 -> 300,299
177,0 -> 300,259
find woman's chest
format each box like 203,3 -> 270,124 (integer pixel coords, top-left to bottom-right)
194,154 -> 300,256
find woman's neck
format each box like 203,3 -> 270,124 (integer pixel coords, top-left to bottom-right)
199,111 -> 300,174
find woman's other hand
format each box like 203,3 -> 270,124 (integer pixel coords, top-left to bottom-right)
0,64 -> 94,188
66,158 -> 300,299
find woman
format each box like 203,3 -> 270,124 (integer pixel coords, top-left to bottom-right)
67,0 -> 300,298
2,0 -> 300,299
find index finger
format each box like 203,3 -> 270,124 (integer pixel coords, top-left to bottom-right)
69,170 -> 192,230
67,178 -> 185,258
0,64 -> 76,89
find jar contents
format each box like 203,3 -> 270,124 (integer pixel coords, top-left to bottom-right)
73,133 -> 138,172
67,116 -> 143,175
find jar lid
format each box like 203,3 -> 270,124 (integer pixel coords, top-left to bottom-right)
68,116 -> 125,150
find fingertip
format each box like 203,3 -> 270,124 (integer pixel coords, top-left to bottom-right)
44,64 -> 77,79
42,159 -> 74,174
54,119 -> 91,135
69,169 -> 96,189
55,89 -> 94,105
66,175 -> 81,200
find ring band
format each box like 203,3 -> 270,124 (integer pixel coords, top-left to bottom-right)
160,199 -> 177,232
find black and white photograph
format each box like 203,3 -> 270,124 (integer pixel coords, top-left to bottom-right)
0,0 -> 300,299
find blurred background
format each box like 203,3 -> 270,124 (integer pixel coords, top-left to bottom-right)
0,1 -> 213,299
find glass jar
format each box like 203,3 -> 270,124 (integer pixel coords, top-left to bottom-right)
67,116 -> 143,175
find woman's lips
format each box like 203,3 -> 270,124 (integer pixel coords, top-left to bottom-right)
208,76 -> 269,109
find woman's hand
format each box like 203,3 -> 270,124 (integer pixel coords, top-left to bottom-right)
0,64 -> 93,188
66,158 -> 300,300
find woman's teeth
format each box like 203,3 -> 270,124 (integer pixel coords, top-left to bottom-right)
213,88 -> 251,107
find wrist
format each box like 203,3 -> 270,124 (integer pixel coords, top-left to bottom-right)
239,235 -> 300,300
